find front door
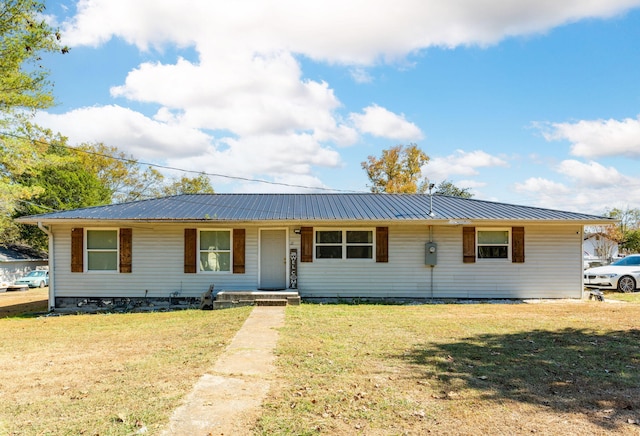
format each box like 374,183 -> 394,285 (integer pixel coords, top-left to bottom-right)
260,229 -> 287,290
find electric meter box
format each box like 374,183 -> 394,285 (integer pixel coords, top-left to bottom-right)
425,242 -> 438,266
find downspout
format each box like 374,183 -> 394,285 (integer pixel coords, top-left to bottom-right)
429,225 -> 434,300
580,226 -> 585,298
427,183 -> 436,300
38,222 -> 54,311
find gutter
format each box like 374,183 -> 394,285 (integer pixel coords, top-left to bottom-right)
37,222 -> 54,311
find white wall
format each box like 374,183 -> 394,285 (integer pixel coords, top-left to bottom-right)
297,223 -> 584,299
50,223 -> 262,299
49,222 -> 584,301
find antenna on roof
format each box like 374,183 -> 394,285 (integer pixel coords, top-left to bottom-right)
428,183 -> 436,217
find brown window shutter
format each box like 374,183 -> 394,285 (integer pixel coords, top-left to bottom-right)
463,227 -> 476,263
233,229 -> 246,274
184,229 -> 197,273
376,227 -> 389,263
300,227 -> 313,262
71,227 -> 84,272
512,227 -> 525,263
119,228 -> 132,273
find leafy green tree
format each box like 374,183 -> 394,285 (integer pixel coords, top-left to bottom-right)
605,207 -> 640,234
74,144 -> 215,200
0,0 -> 68,114
0,122 -> 51,240
74,142 -> 165,203
604,207 -> 640,254
361,145 -> 474,197
361,144 -> 429,193
160,173 -> 215,196
17,161 -> 110,249
434,180 -> 474,198
1,0 -> 67,240
12,134 -> 110,249
621,229 -> 640,254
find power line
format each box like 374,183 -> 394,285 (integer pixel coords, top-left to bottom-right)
0,130 -> 365,193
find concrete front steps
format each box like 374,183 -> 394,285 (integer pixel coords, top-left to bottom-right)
213,290 -> 300,309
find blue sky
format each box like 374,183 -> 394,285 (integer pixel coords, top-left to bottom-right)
35,0 -> 640,214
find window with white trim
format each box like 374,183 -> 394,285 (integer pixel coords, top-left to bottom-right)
86,229 -> 118,271
315,229 -> 373,260
199,230 -> 231,272
477,228 -> 510,260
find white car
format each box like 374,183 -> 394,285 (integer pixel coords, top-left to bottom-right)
584,254 -> 640,293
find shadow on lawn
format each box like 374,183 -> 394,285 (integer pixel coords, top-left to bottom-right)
0,300 -> 48,318
400,328 -> 640,431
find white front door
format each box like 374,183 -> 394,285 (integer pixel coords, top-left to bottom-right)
260,229 -> 287,290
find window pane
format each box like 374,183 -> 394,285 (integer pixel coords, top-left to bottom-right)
347,246 -> 372,259
615,256 -> 640,266
87,230 -> 117,249
478,246 -> 508,259
200,252 -> 231,271
200,231 -> 230,250
316,246 -> 342,259
316,231 -> 342,244
88,251 -> 118,270
346,231 -> 372,243
478,231 -> 509,245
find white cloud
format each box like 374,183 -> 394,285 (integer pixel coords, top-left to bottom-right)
162,132 -> 341,187
540,116 -> 640,159
34,105 -> 211,160
426,149 -> 509,182
34,106 -> 342,184
513,161 -> 640,213
62,0 -> 640,64
556,159 -> 627,188
514,177 -> 571,195
349,105 -> 423,140
109,53 -> 354,141
349,68 -> 374,84
47,0 -> 640,193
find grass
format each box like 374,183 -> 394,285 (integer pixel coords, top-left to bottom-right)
259,301 -> 640,435
2,289 -> 639,435
0,289 -> 252,435
604,290 -> 640,303
0,288 -> 49,318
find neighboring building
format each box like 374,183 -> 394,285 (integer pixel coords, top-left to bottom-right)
583,232 -> 619,267
17,193 -> 613,310
0,244 -> 48,289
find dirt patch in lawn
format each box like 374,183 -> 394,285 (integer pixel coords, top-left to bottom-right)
0,287 -> 48,318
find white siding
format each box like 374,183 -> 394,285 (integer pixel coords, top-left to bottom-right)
50,223 -> 262,298
298,223 -> 584,299
49,222 -> 584,301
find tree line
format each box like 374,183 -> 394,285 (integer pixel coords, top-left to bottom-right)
593,208 -> 640,255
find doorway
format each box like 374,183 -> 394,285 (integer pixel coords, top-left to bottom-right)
259,229 -> 287,290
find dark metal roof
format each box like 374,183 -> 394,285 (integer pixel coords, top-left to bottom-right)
17,194 -> 613,223
0,244 -> 48,262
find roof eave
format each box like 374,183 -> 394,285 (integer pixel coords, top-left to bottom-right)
17,217 -> 615,226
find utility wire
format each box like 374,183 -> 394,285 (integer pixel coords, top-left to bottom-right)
0,130 -> 365,193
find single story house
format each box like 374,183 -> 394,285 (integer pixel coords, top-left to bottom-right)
583,231 -> 619,267
17,193 -> 613,310
0,244 -> 48,290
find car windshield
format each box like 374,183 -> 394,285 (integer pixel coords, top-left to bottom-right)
611,256 -> 640,266
27,271 -> 46,277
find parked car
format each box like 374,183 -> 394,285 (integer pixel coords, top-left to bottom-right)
584,254 -> 640,293
14,270 -> 49,288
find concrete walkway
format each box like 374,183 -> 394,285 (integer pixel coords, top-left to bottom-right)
161,306 -> 286,435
